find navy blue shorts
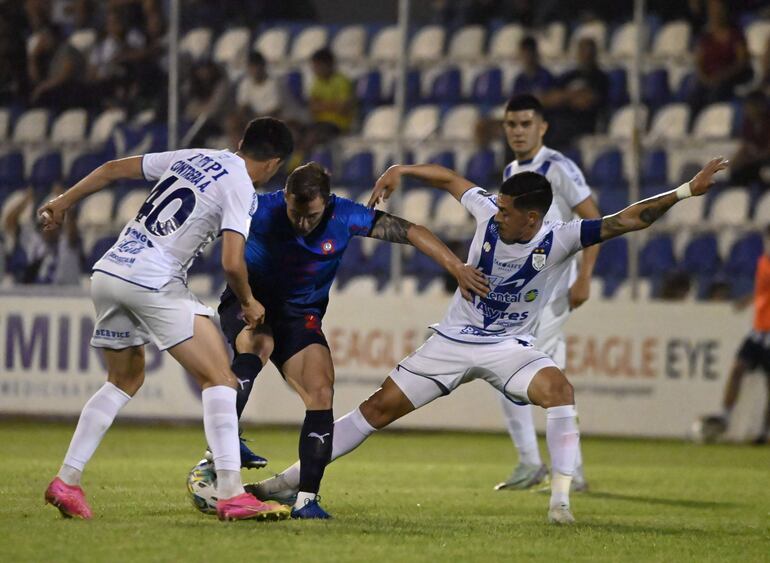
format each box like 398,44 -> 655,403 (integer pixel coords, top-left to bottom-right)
218,293 -> 329,369
737,331 -> 770,375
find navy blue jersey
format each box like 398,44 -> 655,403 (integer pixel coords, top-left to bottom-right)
243,190 -> 376,309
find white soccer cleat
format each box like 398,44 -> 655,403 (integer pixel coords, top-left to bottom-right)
244,473 -> 299,505
547,503 -> 576,525
494,463 -> 549,490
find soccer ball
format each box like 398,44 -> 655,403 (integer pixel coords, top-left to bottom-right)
186,458 -> 218,514
690,415 -> 728,444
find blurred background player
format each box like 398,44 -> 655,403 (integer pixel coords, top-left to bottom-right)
213,162 -> 487,518
40,118 -> 294,521
494,94 -> 600,492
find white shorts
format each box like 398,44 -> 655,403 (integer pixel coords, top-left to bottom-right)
90,271 -> 214,351
390,333 -> 556,409
534,296 -> 570,370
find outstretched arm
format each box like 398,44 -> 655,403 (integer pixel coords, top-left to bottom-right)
368,164 -> 475,207
599,157 -> 728,242
38,156 -> 145,231
367,211 -> 489,300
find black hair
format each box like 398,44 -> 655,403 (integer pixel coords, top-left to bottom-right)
519,36 -> 538,53
505,94 -> 545,117
248,51 -> 266,66
500,171 -> 552,216
239,117 -> 294,161
286,162 -> 331,203
311,47 -> 334,65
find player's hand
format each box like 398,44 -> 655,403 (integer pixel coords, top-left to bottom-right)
451,263 -> 489,301
368,165 -> 403,208
240,298 -> 265,329
568,277 -> 591,310
37,194 -> 69,231
689,157 -> 729,196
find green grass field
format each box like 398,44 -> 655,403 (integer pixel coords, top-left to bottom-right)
2,421 -> 769,563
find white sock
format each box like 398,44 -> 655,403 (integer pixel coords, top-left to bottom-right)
294,491 -> 317,509
546,405 -> 580,508
499,396 -> 542,466
202,386 -> 243,498
59,382 -> 131,485
275,408 -> 377,492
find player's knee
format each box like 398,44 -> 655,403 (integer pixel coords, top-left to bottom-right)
529,368 -> 574,408
305,382 -> 334,409
360,393 -> 396,429
108,371 -> 145,396
235,331 -> 273,365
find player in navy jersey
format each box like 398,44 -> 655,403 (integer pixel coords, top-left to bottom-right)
215,162 -> 489,519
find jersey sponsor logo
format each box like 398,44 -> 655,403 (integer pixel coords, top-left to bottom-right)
321,240 -> 335,255
94,329 -> 131,339
116,239 -> 146,255
524,289 -> 539,302
104,252 -> 136,266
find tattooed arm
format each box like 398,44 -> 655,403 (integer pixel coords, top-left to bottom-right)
368,164 -> 475,207
367,211 -> 489,300
599,157 -> 728,242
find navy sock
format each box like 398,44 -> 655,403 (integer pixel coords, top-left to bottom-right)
298,409 -> 334,494
231,353 -> 263,419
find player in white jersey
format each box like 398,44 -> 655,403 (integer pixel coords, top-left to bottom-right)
494,94 -> 600,492
39,118 -> 295,522
249,157 -> 727,524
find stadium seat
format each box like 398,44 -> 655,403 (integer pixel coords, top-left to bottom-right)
609,22 -> 647,62
332,25 -> 367,62
569,20 -> 607,55
590,149 -> 624,186
356,70 -> 383,109
746,21 -> 770,59
652,20 -> 691,60
308,147 -> 333,172
647,103 -> 689,142
642,68 -> 671,109
29,152 -> 62,191
403,105 -> 439,141
471,67 -> 503,105
77,191 -> 115,233
608,104 -> 647,141
67,152 -> 105,185
68,28 -> 97,55
339,151 -> 374,187
0,189 -> 33,232
286,70 -> 305,102
613,278 -> 652,300
593,236 -> 628,282
180,27 -> 213,61
682,233 -> 719,275
753,191 -> 770,227
596,189 -> 628,214
465,149 -> 496,187
340,275 -> 379,297
50,109 -> 88,146
369,26 -> 401,63
0,152 -> 24,190
433,192 -> 473,236
639,235 -> 676,278
709,187 -> 750,227
426,150 -> 455,170
253,28 -> 290,64
89,109 -> 126,146
409,25 -> 445,65
212,27 -> 250,74
725,232 -> 763,278
400,188 -> 434,225
427,67 -> 461,104
290,26 -> 329,63
115,189 -> 148,227
488,24 -> 524,60
440,105 -> 480,142
661,191 -> 704,228
692,103 -> 734,140
12,109 -> 48,145
447,25 -> 485,61
607,68 -> 629,107
536,22 -> 567,60
674,71 -> 696,102
0,107 -> 10,143
86,235 -> 117,270
641,149 -> 668,186
361,106 -> 397,140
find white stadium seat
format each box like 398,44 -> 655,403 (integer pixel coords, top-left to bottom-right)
89,109 -> 126,146
212,27 -> 250,73
362,106 -> 397,141
340,276 -> 378,297
290,26 -> 328,63
433,192 -> 473,236
746,21 -> 770,59
400,189 -> 433,226
409,25 -> 445,64
652,20 -> 691,60
369,26 -> 401,63
647,103 -> 690,143
569,20 -> 607,55
692,103 -> 733,140
608,104 -> 648,141
12,108 -> 48,145
609,22 -> 646,61
488,24 -> 524,60
0,189 -> 34,236
0,107 -> 10,143
254,28 -> 290,63
709,188 -> 750,227
660,192 -> 705,228
753,192 -> 770,228
536,22 -> 566,60
50,109 -> 88,145
68,28 -> 97,55
440,105 -> 480,142
180,27 -> 213,61
78,191 -> 115,230
447,25 -> 485,61
614,279 -> 652,301
403,105 -> 439,141
116,190 -> 149,228
332,25 -> 366,61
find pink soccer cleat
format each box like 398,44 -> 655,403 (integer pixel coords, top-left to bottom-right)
216,492 -> 290,521
44,477 -> 93,519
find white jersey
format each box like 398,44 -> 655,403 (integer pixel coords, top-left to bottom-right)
503,146 -> 591,301
93,149 -> 258,290
431,187 -> 600,344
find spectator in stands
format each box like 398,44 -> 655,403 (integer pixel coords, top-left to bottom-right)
28,24 -> 87,108
540,37 -> 608,148
183,60 -> 234,147
731,91 -> 770,188
237,52 -> 283,120
659,270 -> 692,300
512,36 -> 555,98
2,186 -> 82,285
308,47 -> 355,138
688,0 -> 753,117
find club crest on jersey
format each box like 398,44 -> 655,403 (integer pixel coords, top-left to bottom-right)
321,240 -> 335,254
531,248 -> 546,271
483,242 -> 492,253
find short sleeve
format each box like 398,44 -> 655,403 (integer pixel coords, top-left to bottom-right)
336,197 -> 376,237
220,181 -> 258,239
460,187 -> 498,221
552,160 -> 592,209
551,219 -> 602,260
141,150 -> 185,182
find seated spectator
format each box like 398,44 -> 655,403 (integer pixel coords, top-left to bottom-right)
183,60 -> 234,147
688,0 -> 753,117
731,91 -> 770,187
540,37 -> 609,148
512,36 -> 555,98
236,52 -> 283,119
3,186 -> 82,285
308,47 -> 355,138
28,24 -> 87,108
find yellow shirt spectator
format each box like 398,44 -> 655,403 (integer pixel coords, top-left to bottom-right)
310,72 -> 355,132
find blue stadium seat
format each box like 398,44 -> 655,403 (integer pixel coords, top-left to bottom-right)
561,148 -> 583,172
682,233 -> 719,276
472,67 -> 504,105
642,68 -> 671,109
594,237 -> 628,295
427,150 -> 455,170
405,251 -> 444,289
639,235 -> 676,278
68,153 -> 105,185
590,149 -> 624,187
29,152 -> 62,191
0,151 -> 24,190
596,189 -> 628,214
86,235 -> 117,270
642,149 -> 667,186
356,70 -> 382,110
465,149 -> 496,187
428,67 -> 461,104
286,70 -> 304,102
607,68 -> 629,107
725,232 -> 763,278
340,151 -> 374,187
675,72 -> 696,103
308,148 -> 333,172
